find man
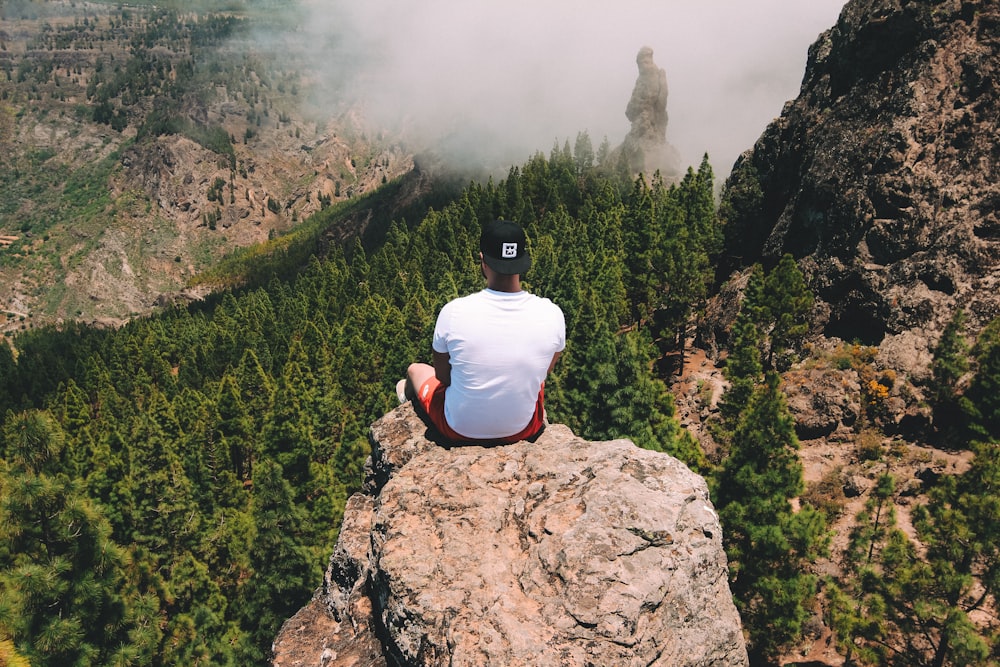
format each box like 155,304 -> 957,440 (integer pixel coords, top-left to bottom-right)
401,219 -> 565,444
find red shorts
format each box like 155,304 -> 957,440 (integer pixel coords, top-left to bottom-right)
415,377 -> 546,444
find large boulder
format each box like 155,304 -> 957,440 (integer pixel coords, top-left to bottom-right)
783,367 -> 863,440
273,404 -> 748,666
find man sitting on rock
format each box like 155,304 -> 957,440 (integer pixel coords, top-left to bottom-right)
399,219 -> 565,444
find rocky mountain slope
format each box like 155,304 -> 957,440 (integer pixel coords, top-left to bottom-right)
717,0 -> 1000,379
273,404 -> 749,667
0,1 -> 411,336
683,0 -> 1000,662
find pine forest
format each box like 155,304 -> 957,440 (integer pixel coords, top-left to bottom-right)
2,2 -> 999,666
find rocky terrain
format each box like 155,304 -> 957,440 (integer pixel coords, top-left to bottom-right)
717,0 -> 1000,381
0,1 -> 412,336
689,0 -> 1000,662
670,344 -> 974,665
273,403 -> 749,667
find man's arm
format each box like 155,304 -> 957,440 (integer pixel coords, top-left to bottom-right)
433,350 -> 452,387
547,351 -> 562,376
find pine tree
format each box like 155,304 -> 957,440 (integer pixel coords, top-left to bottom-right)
741,263 -> 769,329
260,341 -> 317,490
605,328 -> 705,469
0,411 -> 158,666
1,409 -> 65,475
717,312 -> 764,433
595,135 -> 612,169
909,440 -> 998,666
555,286 -> 619,439
83,426 -> 130,531
49,379 -> 95,477
929,309 -> 970,436
573,131 -> 595,175
235,348 -> 275,438
160,552 -> 235,666
828,442 -> 999,666
713,373 -> 828,664
124,389 -> 202,563
237,459 -> 315,663
718,158 -> 765,276
0,340 -> 18,414
172,386 -> 222,510
827,473 -> 898,664
692,154 -> 722,258
762,253 -> 814,369
216,371 -> 257,482
960,320 -> 1000,443
622,174 -> 658,323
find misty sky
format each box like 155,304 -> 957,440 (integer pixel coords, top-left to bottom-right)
299,0 -> 848,178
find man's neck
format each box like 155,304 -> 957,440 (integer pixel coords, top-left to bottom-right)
486,275 -> 521,293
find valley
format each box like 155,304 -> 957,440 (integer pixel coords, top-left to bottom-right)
0,0 -> 412,338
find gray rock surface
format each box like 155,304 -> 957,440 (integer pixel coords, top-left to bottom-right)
273,404 -> 749,666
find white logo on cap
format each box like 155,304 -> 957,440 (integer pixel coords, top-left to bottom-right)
501,242 -> 518,258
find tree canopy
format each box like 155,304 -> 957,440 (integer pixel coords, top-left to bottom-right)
0,146 -> 721,663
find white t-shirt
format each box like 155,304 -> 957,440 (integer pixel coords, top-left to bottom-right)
432,288 -> 566,439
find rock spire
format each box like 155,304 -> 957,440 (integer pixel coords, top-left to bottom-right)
621,46 -> 682,179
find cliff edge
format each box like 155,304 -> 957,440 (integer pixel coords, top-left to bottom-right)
273,404 -> 748,666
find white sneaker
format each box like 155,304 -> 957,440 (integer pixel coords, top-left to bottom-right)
396,379 -> 408,404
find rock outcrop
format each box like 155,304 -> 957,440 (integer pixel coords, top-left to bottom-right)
620,46 -> 682,179
718,0 -> 1000,378
783,367 -> 863,440
273,404 -> 748,666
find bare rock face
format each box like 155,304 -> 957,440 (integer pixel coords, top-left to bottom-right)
273,404 -> 749,667
783,367 -> 863,440
621,46 -> 682,179
718,0 -> 1000,377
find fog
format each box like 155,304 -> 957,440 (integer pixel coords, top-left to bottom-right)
297,0 -> 847,178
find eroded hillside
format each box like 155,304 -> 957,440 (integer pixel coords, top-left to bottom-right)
0,0 -> 412,337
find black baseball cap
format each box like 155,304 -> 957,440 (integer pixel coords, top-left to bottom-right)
480,219 -> 531,275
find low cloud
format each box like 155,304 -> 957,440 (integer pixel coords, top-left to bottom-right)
296,0 -> 847,177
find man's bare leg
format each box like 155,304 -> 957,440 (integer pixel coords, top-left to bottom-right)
404,362 -> 436,401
